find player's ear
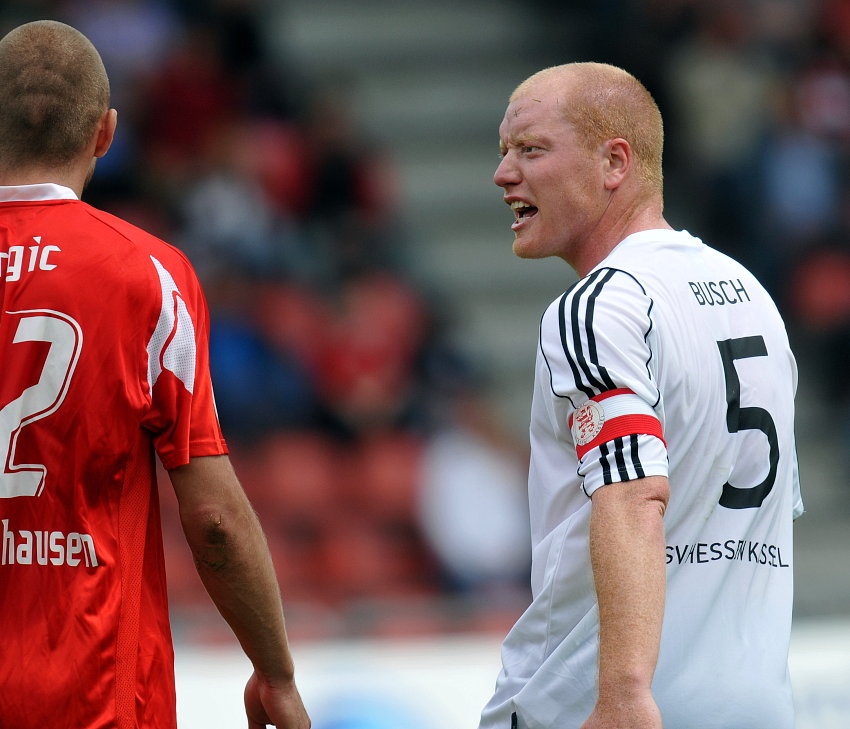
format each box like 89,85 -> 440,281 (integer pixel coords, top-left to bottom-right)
93,108 -> 117,159
601,137 -> 630,191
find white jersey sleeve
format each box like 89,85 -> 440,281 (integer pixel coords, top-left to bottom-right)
540,267 -> 668,496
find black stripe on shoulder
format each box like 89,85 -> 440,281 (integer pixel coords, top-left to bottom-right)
595,267 -> 661,409
601,267 -> 649,295
558,287 -> 595,399
540,307 -> 577,407
560,269 -> 616,398
548,266 -> 659,407
582,269 -> 618,391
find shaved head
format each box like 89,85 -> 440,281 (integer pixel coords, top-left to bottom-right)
0,20 -> 110,171
511,63 -> 664,194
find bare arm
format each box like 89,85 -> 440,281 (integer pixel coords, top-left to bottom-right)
169,455 -> 310,729
581,475 -> 669,729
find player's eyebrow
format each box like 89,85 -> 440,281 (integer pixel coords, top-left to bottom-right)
500,133 -> 543,154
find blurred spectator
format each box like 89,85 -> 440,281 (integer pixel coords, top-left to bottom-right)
178,142 -> 280,275
749,68 -> 843,297
788,238 -> 850,408
175,118 -> 311,279
313,270 -> 428,435
300,81 -> 398,227
205,273 -> 320,440
665,0 -> 780,255
418,396 -> 530,593
138,24 -> 242,179
59,1 -> 184,205
64,0 -> 181,108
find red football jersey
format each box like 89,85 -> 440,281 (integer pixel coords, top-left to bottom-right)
0,184 -> 228,729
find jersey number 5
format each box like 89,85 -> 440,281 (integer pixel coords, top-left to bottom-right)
0,310 -> 82,498
716,335 -> 779,509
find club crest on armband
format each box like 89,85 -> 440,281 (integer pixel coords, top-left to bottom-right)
571,399 -> 605,445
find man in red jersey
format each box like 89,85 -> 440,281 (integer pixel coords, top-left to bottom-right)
0,20 -> 310,729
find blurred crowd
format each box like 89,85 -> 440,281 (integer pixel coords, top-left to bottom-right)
3,0 -> 849,639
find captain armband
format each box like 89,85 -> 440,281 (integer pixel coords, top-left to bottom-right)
569,388 -> 666,459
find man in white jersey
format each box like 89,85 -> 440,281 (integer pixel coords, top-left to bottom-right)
479,63 -> 803,729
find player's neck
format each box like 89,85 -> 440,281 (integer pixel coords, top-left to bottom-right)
0,162 -> 88,198
571,198 -> 670,277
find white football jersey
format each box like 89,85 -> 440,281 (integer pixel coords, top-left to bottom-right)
479,229 -> 802,729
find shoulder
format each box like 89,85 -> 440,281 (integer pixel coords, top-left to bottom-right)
538,267 -> 658,402
80,203 -> 184,257
542,267 -> 651,338
79,203 -> 200,285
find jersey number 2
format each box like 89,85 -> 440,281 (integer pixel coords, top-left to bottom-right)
0,310 -> 82,498
716,335 -> 779,509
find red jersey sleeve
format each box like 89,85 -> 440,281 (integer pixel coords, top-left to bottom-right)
141,252 -> 227,469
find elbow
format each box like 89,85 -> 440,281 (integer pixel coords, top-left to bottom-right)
180,508 -> 239,569
180,493 -> 253,542
651,483 -> 669,517
200,512 -> 230,546
633,475 -> 669,520
186,516 -> 233,573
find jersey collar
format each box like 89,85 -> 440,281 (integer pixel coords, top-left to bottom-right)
0,183 -> 79,202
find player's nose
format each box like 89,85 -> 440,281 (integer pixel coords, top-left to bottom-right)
494,153 -> 520,188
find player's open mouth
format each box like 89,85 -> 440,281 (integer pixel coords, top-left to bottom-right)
511,200 -> 538,230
